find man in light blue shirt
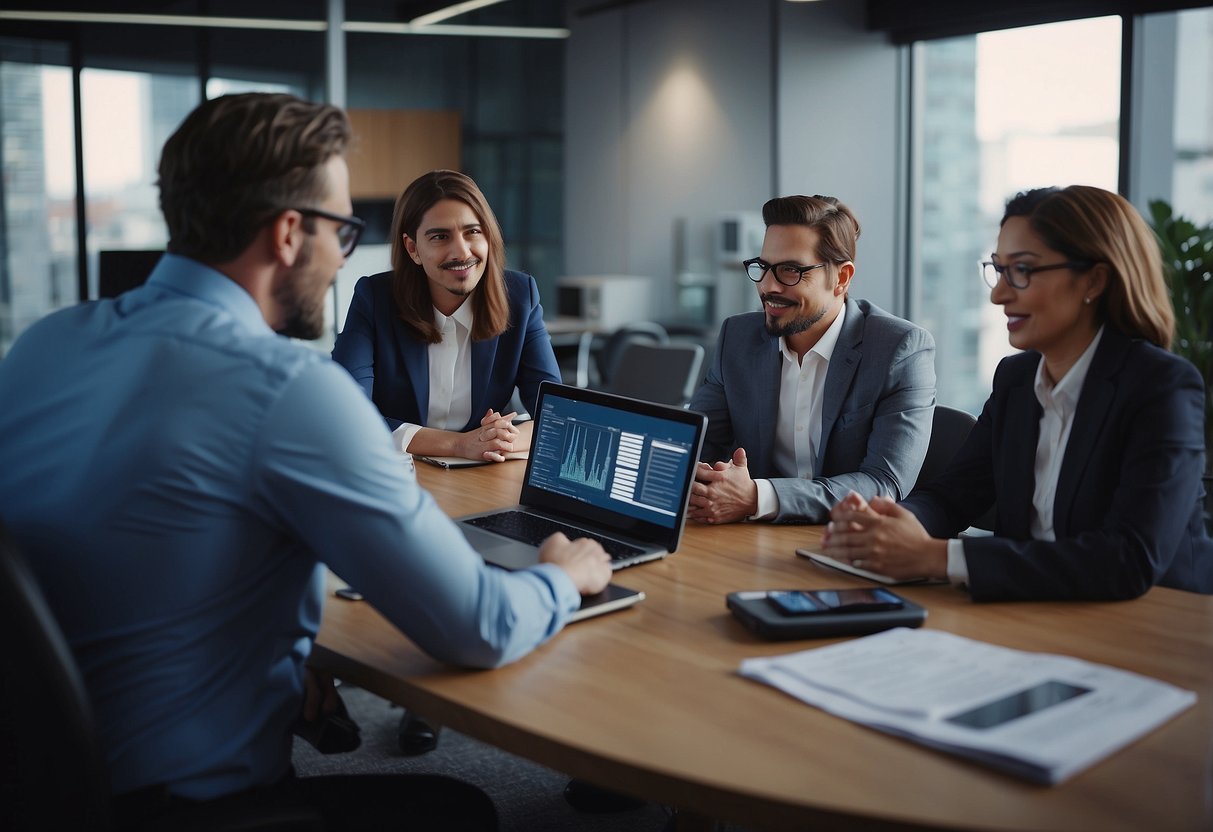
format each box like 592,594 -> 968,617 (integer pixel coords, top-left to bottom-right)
0,92 -> 609,828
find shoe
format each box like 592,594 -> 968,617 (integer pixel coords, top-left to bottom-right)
562,778 -> 646,813
397,711 -> 441,755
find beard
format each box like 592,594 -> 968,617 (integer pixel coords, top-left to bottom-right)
763,299 -> 827,339
437,258 -> 481,299
440,284 -> 475,300
274,238 -> 329,340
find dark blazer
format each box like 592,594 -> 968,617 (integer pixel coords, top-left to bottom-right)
332,270 -> 561,432
904,326 -> 1213,601
689,298 -> 936,523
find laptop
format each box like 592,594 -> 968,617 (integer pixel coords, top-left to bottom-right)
457,381 -> 707,570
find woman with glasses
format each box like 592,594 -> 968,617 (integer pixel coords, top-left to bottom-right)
822,185 -> 1211,599
333,169 -> 561,464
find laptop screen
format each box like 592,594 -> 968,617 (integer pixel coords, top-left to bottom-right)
519,383 -> 706,547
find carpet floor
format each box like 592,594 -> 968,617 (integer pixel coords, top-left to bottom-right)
291,684 -> 682,831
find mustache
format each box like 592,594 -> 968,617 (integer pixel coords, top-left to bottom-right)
441,258 -> 481,270
760,293 -> 795,306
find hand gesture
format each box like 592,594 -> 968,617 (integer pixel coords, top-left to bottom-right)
457,409 -> 520,462
821,491 -> 948,581
688,447 -> 757,524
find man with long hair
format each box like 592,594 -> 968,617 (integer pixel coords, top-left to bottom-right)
334,169 -> 561,463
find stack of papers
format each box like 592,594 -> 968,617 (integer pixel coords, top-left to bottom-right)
740,628 -> 1195,784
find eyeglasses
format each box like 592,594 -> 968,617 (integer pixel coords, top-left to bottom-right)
742,257 -> 827,286
980,259 -> 1093,290
293,207 -> 366,258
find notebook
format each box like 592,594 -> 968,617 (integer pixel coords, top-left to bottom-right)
795,549 -> 947,586
457,381 -> 707,570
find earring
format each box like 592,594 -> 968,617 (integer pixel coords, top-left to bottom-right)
1083,297 -> 1091,305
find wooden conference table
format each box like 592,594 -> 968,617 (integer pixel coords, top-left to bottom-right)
312,461 -> 1213,832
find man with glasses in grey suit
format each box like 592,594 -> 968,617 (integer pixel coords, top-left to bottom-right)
688,194 -> 936,525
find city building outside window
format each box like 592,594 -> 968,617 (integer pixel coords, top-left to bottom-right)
912,17 -> 1122,414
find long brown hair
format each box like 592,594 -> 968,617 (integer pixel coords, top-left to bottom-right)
1003,186 -> 1173,349
389,170 -> 510,343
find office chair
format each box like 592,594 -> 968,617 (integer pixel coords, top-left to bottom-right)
0,524 -> 322,831
915,405 -> 996,532
0,522 -> 111,831
605,341 -> 705,407
592,321 -> 669,389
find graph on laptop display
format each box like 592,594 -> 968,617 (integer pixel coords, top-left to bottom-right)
531,394 -> 697,528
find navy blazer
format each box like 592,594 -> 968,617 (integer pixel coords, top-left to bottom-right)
689,298 -> 936,523
904,326 -> 1213,601
332,270 -> 561,432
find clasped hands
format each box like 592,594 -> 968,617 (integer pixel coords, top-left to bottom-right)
689,448 -> 758,524
822,491 -> 948,581
460,408 -> 519,462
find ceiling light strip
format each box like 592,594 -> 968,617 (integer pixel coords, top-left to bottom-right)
411,0 -> 510,28
0,10 -> 568,39
344,21 -> 568,38
0,11 -> 325,32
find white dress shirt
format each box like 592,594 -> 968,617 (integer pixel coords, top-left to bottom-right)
947,327 -> 1105,584
751,302 -> 847,519
391,301 -> 475,453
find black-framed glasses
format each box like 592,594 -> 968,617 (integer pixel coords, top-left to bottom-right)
743,257 -> 827,286
980,259 -> 1093,290
293,207 -> 366,258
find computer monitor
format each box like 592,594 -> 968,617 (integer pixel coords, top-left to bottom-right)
98,250 -> 163,298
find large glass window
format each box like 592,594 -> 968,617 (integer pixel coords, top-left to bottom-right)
79,68 -> 199,297
912,17 -> 1122,414
1171,7 -> 1213,225
0,40 -> 77,358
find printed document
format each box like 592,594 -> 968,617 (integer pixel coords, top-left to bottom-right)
739,628 -> 1195,784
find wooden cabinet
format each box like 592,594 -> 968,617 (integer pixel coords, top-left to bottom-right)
346,109 -> 461,199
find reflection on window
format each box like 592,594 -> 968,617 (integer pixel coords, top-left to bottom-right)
914,17 -> 1121,414
0,52 -> 77,357
1172,8 -> 1213,225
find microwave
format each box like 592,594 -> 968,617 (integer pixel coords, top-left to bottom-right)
556,275 -> 652,331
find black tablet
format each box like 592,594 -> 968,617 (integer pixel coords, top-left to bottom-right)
726,588 -> 926,640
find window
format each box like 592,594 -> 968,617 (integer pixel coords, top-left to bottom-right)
911,17 -> 1122,414
0,40 -> 77,357
1171,7 -> 1213,224
80,68 -> 200,298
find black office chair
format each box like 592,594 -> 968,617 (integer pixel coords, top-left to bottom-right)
0,524 -> 324,831
915,405 -> 996,532
591,321 -> 669,389
605,341 -> 705,407
0,522 -> 111,832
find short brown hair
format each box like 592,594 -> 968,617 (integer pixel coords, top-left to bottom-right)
158,93 -> 350,264
389,170 -> 510,344
1003,186 -> 1173,349
761,195 -> 861,263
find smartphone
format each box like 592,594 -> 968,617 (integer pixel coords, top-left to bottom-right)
767,588 -> 905,616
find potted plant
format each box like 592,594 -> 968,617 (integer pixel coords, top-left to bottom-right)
1149,200 -> 1213,527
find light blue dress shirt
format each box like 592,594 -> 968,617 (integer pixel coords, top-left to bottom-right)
0,255 -> 579,800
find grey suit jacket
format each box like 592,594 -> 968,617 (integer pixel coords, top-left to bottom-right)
689,298 -> 936,522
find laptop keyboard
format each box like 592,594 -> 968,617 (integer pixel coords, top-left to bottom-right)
466,511 -> 645,561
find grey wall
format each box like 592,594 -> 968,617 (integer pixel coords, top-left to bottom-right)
776,0 -> 903,313
565,0 -> 775,316
564,0 -> 903,321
